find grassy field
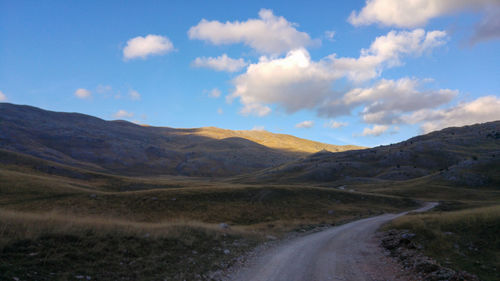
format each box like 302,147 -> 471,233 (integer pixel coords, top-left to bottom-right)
386,205 -> 500,281
0,164 -> 420,280
1,147 -> 499,280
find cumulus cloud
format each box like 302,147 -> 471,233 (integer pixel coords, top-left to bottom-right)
321,77 -> 457,123
192,54 -> 247,72
230,49 -> 340,116
113,110 -> 134,119
349,0 -> 500,44
129,89 -> 141,101
331,29 -> 447,82
74,88 -> 91,99
123,34 -> 174,60
325,120 -> 348,129
230,29 -> 447,116
349,0 -> 498,28
207,88 -> 221,98
188,9 -> 315,54
403,96 -> 500,133
0,90 -> 6,101
360,125 -> 389,136
295,120 -> 314,128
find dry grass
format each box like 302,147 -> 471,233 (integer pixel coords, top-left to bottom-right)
386,205 -> 500,281
193,126 -> 364,153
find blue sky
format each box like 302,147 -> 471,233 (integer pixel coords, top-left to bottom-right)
1,0 -> 499,147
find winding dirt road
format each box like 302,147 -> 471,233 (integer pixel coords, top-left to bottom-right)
230,202 -> 437,281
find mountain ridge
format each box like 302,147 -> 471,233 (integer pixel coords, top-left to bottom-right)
0,103 -> 362,177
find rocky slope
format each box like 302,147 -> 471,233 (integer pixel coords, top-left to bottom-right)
250,121 -> 500,187
0,103 -> 360,177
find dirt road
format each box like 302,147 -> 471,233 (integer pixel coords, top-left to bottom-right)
230,202 -> 437,281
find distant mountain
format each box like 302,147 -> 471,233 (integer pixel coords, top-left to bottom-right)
0,103 -> 361,177
248,121 -> 500,187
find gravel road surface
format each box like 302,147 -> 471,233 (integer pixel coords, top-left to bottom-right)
230,202 -> 437,281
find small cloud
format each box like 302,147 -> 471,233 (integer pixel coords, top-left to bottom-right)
295,120 -> 314,128
123,34 -> 174,60
217,108 -> 223,115
129,89 -> 141,101
0,90 -> 7,101
74,88 -> 91,99
360,125 -> 389,136
325,120 -> 348,129
251,125 -> 265,131
206,88 -> 221,98
325,30 -> 335,41
113,110 -> 134,119
192,54 -> 247,72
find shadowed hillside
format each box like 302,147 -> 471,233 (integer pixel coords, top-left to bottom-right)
0,103 -> 361,177
248,121 -> 500,187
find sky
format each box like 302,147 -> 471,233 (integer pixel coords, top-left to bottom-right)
1,0 -> 499,147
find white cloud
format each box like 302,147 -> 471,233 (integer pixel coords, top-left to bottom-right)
217,108 -> 223,114
113,110 -> 134,119
192,54 -> 247,72
349,0 -> 500,44
403,96 -> 500,133
129,89 -> 141,101
326,77 -> 457,123
74,88 -> 91,99
188,9 -> 316,54
207,88 -> 221,98
239,103 -> 272,116
251,125 -> 265,131
331,29 -> 447,82
360,125 -> 389,136
295,120 -> 314,128
349,0 -> 498,28
230,29 -> 446,117
325,30 -> 336,41
325,120 -> 348,129
230,48 -> 340,116
123,34 -> 174,60
0,90 -> 6,101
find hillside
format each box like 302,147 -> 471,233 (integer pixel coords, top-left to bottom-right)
249,121 -> 500,187
0,103 -> 361,177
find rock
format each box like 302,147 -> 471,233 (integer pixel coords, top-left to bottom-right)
401,233 -> 416,240
219,223 -> 230,229
415,260 -> 439,273
13,278 -> 20,281
151,197 -> 158,201
75,276 -> 85,279
327,210 -> 335,215
89,194 -> 97,198
223,249 -> 230,255
266,235 -> 277,240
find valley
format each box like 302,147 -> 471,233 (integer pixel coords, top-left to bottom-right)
0,103 -> 499,280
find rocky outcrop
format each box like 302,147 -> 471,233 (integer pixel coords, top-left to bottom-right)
380,230 -> 479,281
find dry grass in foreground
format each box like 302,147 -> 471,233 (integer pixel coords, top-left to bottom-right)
386,205 -> 500,281
0,209 -> 258,281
